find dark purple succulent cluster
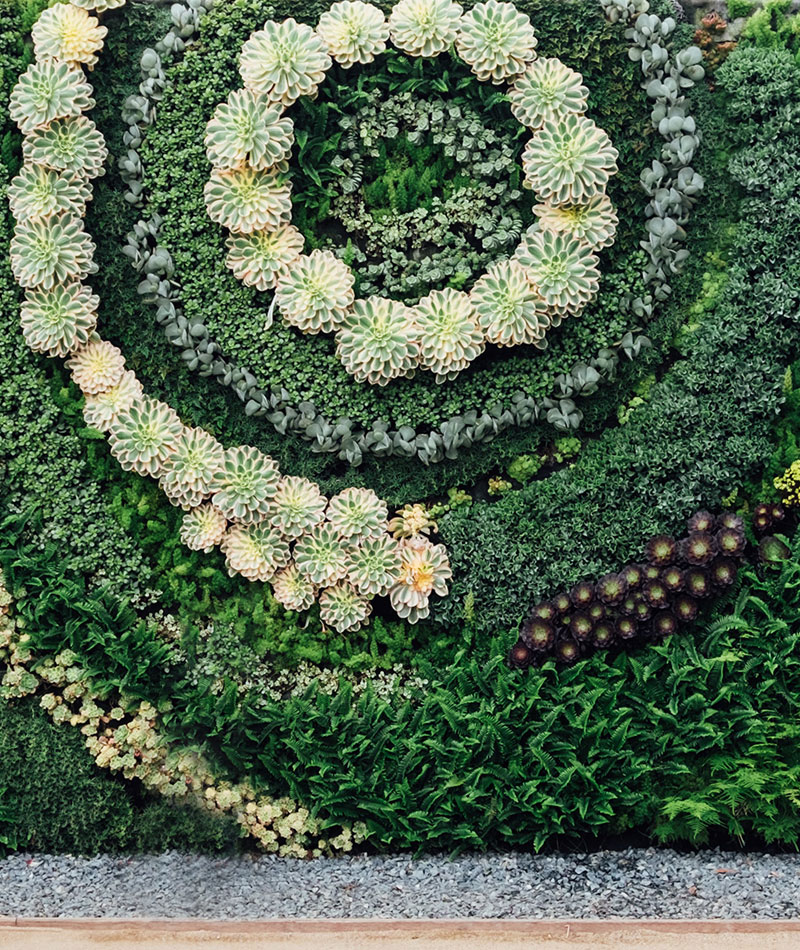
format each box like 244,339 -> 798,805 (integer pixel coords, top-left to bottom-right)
752,503 -> 791,564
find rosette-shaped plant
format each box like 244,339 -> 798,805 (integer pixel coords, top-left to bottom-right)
275,250 -> 355,334
82,370 -> 143,432
20,282 -> 98,357
32,3 -> 108,67
317,1 -> 389,67
327,487 -> 388,541
336,297 -> 420,385
268,475 -> 327,539
271,563 -> 317,612
71,0 -> 126,11
389,538 -> 452,624
388,503 -> 437,540
455,0 -> 537,83
239,19 -> 331,107
204,166 -> 292,234
319,582 -> 372,633
388,0 -> 463,58
108,397 -> 183,478
221,522 -> 291,582
515,228 -> 600,311
10,215 -> 95,290
469,259 -> 550,348
205,91 -> 294,171
66,337 -> 125,393
210,445 -> 280,524
534,194 -> 618,252
180,504 -> 228,554
522,114 -> 618,204
22,115 -> 108,178
8,165 -> 91,221
10,61 -> 94,134
415,288 -> 485,382
345,535 -> 402,597
225,225 -> 304,291
508,57 -> 588,129
294,522 -> 350,587
160,428 -> 225,510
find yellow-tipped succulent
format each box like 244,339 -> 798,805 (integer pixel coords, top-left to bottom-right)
271,563 -> 318,613
221,523 -> 291,582
82,370 -> 144,432
204,166 -> 292,234
275,249 -> 355,335
533,193 -> 619,251
389,538 -> 452,623
8,165 -> 92,222
32,4 -> 108,68
66,336 -> 126,394
180,504 -> 228,554
225,225 -> 304,292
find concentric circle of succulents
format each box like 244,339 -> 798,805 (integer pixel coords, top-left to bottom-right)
31,3 -> 108,67
345,535 -> 403,597
239,19 -> 332,107
66,336 -> 125,393
221,523 -> 291,582
317,1 -> 389,68
82,370 -> 144,432
10,61 -> 95,134
204,166 -> 292,234
225,225 -> 304,291
388,0 -> 463,58
108,397 -> 183,478
508,57 -> 589,129
205,91 -> 294,171
294,522 -> 350,587
319,582 -> 373,633
455,0 -> 538,84
71,0 -> 126,11
159,428 -> 226,510
210,445 -> 281,524
522,114 -> 618,204
335,297 -> 420,385
179,504 -> 228,554
22,115 -> 108,178
469,259 -> 551,348
389,538 -> 452,624
8,165 -> 92,222
534,194 -> 618,251
10,215 -> 95,290
268,475 -> 327,539
515,228 -> 600,311
275,249 -> 355,334
414,288 -> 485,382
20,282 -> 98,357
326,487 -> 388,542
271,563 -> 317,613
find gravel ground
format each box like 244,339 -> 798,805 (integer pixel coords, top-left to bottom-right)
0,849 -> 799,919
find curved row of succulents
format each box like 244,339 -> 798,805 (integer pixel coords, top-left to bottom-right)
203,0 -> 619,385
8,0 -> 452,634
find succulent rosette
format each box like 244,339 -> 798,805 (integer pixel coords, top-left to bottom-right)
239,19 -> 332,107
456,0 -> 538,84
389,538 -> 452,623
8,165 -> 92,222
388,0 -> 463,58
205,91 -> 294,171
415,288 -> 485,382
10,215 -> 96,290
71,0 -> 127,11
469,259 -> 551,348
388,503 -> 438,540
345,535 -> 403,597
271,563 -> 317,612
327,487 -> 389,542
508,57 -> 589,129
66,336 -> 126,394
210,445 -> 281,524
108,397 -> 183,478
221,523 -> 291,582
31,4 -> 108,68
533,193 -> 619,251
10,60 -> 95,134
319,582 -> 373,633
82,370 -> 144,432
275,249 -> 355,334
317,1 -> 389,68
268,475 -> 327,539
180,504 -> 228,554
204,166 -> 292,234
294,522 -> 351,587
515,227 -> 600,311
160,428 -> 226,510
225,225 -> 304,292
20,282 -> 98,358
335,297 -> 420,385
22,115 -> 108,178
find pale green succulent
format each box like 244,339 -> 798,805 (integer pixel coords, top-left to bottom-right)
389,538 -> 452,623
319,582 -> 372,633
469,259 -> 551,348
414,288 -> 485,382
388,0 -> 463,57
335,296 -> 420,385
317,1 -> 389,68
10,215 -> 95,290
160,428 -> 226,510
294,522 -> 350,587
522,113 -> 618,204
221,522 -> 291,582
8,165 -> 92,222
204,166 -> 292,234
66,336 -> 126,394
32,3 -> 108,67
275,249 -> 355,334
508,57 -> 589,129
205,90 -> 294,171
20,282 -> 98,357
268,475 -> 327,539
82,370 -> 144,432
9,60 -> 94,135
345,535 -> 402,597
271,563 -> 317,612
71,0 -> 127,11
239,19 -> 332,106
225,225 -> 304,291
515,227 -> 600,311
22,115 -> 109,178
108,397 -> 183,478
533,193 -> 619,251
326,487 -> 388,542
210,445 -> 281,524
455,0 -> 537,83
179,504 -> 228,554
